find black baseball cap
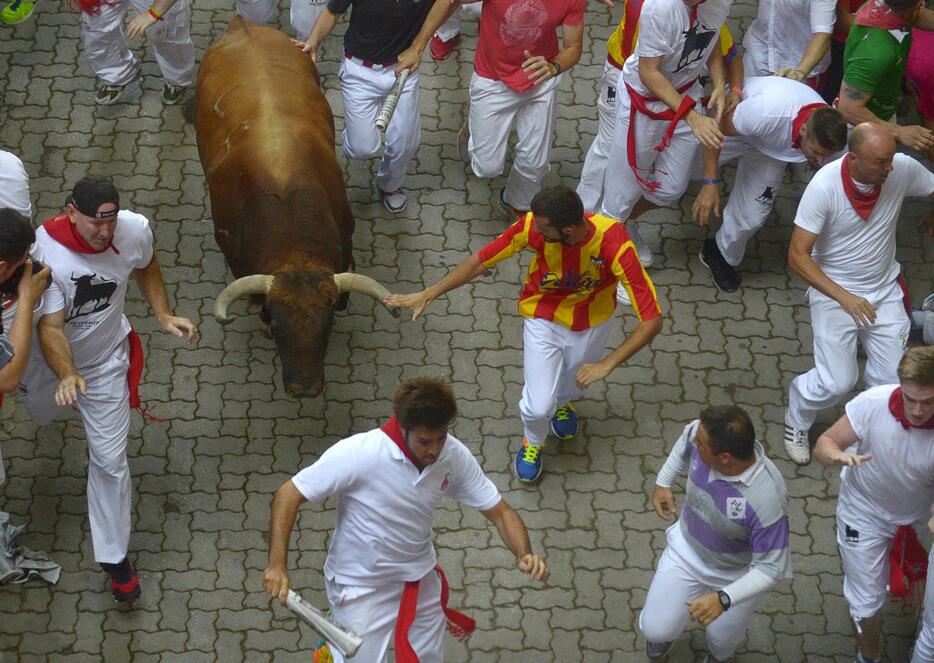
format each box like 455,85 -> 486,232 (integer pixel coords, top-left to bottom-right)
68,176 -> 119,218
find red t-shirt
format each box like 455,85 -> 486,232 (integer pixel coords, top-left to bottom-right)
473,0 -> 585,93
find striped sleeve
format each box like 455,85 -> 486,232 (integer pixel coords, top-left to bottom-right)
611,243 -> 661,321
477,213 -> 532,268
0,335 -> 13,370
719,25 -> 737,64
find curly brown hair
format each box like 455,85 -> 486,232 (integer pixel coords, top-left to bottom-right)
393,377 -> 458,430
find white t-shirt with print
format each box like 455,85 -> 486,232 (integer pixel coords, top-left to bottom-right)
622,0 -> 732,97
292,426 -> 502,586
33,211 -> 154,369
793,154 -> 934,295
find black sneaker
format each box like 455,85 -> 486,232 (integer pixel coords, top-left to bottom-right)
699,238 -> 740,293
161,83 -> 189,105
101,557 -> 141,606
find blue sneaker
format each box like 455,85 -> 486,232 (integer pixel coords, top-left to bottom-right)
514,440 -> 543,483
550,402 -> 578,440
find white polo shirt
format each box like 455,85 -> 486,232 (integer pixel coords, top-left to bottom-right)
0,150 -> 31,217
731,76 -> 827,163
622,0 -> 731,97
742,0 -> 835,78
292,427 -> 502,586
793,154 -> 934,297
33,211 -> 154,369
839,385 -> 934,526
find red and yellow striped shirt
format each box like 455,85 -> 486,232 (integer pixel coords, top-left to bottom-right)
477,213 -> 662,331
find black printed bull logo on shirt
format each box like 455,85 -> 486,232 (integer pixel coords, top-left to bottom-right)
66,273 -> 118,322
675,23 -> 717,73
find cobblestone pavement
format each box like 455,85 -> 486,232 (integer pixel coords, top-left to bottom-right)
1,0 -> 933,661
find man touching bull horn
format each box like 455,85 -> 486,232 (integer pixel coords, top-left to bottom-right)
386,185 -> 663,484
263,377 -> 548,662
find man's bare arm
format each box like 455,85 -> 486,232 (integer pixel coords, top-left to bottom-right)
397,0 -> 468,72
813,414 -> 871,466
639,55 -> 723,149
788,226 -> 877,327
838,82 -> 934,150
481,499 -> 549,581
37,309 -> 87,406
133,256 -> 197,344
262,480 -> 308,605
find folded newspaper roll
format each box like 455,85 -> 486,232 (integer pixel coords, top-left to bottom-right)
285,589 -> 363,658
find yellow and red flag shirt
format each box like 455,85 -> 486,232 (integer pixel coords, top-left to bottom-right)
605,0 -> 738,69
477,212 -> 662,331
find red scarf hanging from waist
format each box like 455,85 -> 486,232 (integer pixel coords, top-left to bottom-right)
840,155 -> 881,221
791,103 -> 828,149
395,565 -> 476,662
624,79 -> 697,194
889,387 -> 934,430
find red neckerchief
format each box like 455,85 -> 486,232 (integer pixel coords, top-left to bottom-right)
380,416 -> 421,467
840,155 -> 881,222
791,103 -> 827,148
889,387 -> 934,430
42,213 -> 119,254
685,0 -> 706,25
395,566 -> 476,662
855,0 -> 909,30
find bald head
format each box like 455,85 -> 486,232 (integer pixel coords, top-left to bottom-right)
847,122 -> 897,185
848,122 -> 896,158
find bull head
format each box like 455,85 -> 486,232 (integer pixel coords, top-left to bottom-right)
213,271 -> 399,398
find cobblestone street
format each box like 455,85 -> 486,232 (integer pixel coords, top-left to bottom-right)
1,0 -> 933,660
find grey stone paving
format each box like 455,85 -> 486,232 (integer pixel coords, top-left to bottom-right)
0,0 -> 932,661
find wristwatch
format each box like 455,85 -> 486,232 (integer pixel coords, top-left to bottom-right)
551,61 -> 562,77
717,590 -> 731,611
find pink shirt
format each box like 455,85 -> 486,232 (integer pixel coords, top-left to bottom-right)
473,0 -> 585,93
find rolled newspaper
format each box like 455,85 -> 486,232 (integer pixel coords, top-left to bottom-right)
285,589 -> 363,658
376,69 -> 411,132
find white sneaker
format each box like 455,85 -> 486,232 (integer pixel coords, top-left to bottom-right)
616,282 -> 631,306
783,408 -> 811,465
625,221 -> 653,267
381,189 -> 407,213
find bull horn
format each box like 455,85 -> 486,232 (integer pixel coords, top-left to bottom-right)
213,274 -> 274,324
333,272 -> 401,318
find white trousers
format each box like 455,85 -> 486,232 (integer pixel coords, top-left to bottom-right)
695,140 -> 789,267
339,58 -> 421,193
601,81 -> 704,222
787,282 -> 911,430
519,317 -> 612,446
577,60 -> 622,212
325,570 -> 446,663
913,547 -> 934,663
468,72 -> 560,211
80,0 -> 195,86
834,506 -> 921,620
234,0 -> 326,40
22,340 -> 132,564
640,525 -> 761,661
434,2 -> 481,42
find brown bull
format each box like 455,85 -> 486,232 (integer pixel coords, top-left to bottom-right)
195,17 -> 395,398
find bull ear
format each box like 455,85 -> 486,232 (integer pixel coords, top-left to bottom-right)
317,278 -> 340,306
333,272 -> 400,318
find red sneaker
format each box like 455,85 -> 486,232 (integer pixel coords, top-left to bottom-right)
429,34 -> 459,61
101,558 -> 141,606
